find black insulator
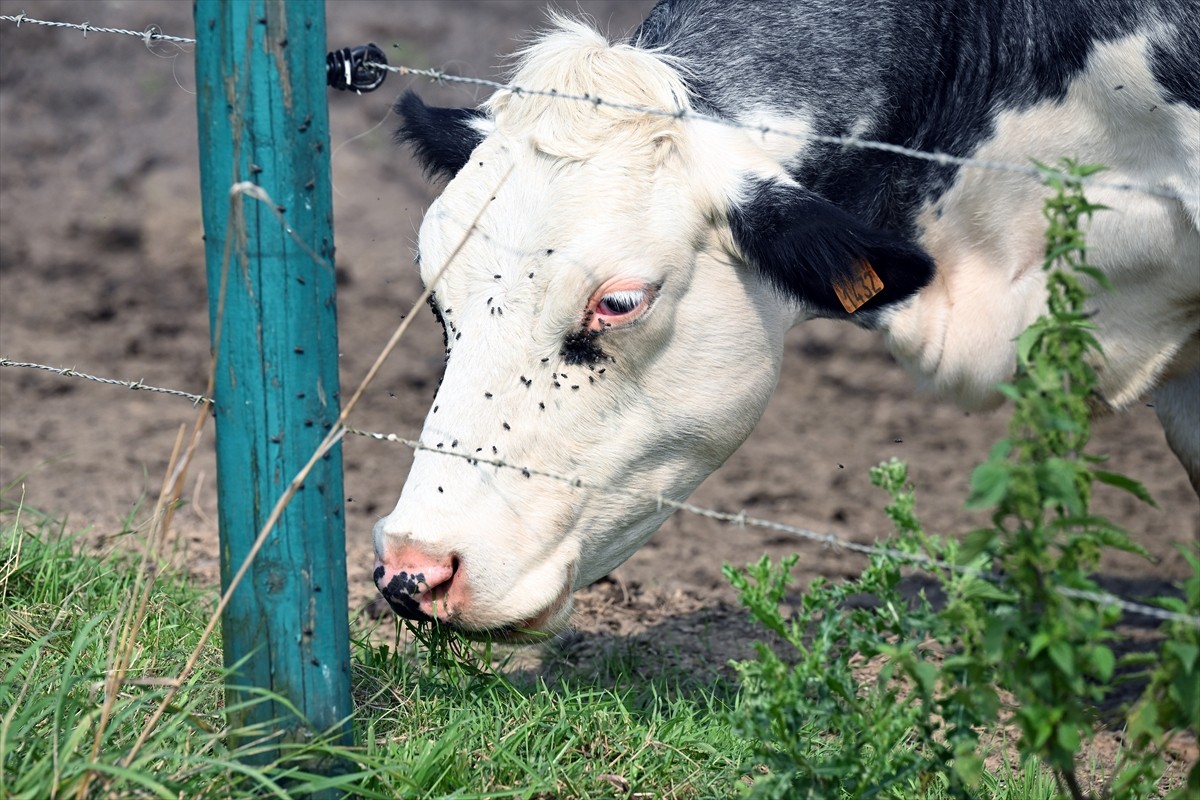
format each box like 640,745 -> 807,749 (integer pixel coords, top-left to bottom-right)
326,43 -> 387,93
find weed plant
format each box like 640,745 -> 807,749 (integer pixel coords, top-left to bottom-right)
726,162 -> 1199,800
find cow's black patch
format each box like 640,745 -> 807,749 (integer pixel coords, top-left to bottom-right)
634,0 -> 1189,231
375,567 -> 433,620
729,177 -> 934,322
394,91 -> 487,181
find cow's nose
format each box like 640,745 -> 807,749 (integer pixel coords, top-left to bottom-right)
373,545 -> 460,621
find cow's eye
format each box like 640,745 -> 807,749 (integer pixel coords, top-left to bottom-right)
597,290 -> 645,316
587,280 -> 658,331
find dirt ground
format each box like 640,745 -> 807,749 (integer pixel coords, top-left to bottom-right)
1,0 -> 1197,785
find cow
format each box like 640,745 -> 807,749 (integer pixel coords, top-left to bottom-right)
373,0 -> 1200,639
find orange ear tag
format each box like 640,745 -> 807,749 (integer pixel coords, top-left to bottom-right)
833,261 -> 885,313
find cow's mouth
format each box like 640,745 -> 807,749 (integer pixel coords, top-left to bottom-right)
379,572 -> 576,643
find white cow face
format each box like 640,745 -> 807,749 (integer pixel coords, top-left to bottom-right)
373,19 -> 934,638
373,132 -> 793,638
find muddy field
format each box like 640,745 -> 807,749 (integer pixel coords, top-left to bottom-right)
1,0 -> 1197,702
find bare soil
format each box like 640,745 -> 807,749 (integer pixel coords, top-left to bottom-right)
1,0 -> 1196,789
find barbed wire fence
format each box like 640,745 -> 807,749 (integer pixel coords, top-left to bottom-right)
0,11 -> 1196,632
2,357 -> 1194,629
3,12 -> 1188,204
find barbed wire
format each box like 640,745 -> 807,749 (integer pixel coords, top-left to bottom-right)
347,427 -> 1200,629
1,11 -> 1186,203
0,358 -> 211,406
3,355 -> 1196,629
378,63 -> 1182,202
0,12 -> 195,45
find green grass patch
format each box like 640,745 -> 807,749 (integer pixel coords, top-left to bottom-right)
0,500 -> 753,798
2,502 -> 241,798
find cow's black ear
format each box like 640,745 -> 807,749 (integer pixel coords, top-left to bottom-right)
394,91 -> 488,180
728,179 -> 934,319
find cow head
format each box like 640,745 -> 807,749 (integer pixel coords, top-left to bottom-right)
373,18 -> 932,639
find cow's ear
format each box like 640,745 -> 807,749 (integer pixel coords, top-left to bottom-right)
394,91 -> 490,180
728,178 -> 934,318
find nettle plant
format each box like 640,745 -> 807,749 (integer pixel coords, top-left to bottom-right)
726,162 -> 1200,800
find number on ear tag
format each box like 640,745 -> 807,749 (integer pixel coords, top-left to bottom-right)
834,261 -> 885,313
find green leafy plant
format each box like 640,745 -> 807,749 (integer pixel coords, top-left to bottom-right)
1114,545 -> 1200,797
728,161 -> 1199,799
725,461 -> 1001,800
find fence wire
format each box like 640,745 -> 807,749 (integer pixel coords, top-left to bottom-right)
378,63 -> 1182,202
0,12 -> 195,45
0,358 -> 211,406
2,356 -> 1196,629
0,11 -> 1188,203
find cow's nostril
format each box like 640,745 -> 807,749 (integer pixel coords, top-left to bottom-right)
374,548 -> 462,621
424,557 -> 459,607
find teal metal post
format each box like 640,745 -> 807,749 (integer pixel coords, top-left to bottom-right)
193,0 -> 352,762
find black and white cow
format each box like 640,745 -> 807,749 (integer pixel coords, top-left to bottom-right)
374,0 -> 1200,637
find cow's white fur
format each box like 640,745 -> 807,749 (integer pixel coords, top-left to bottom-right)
376,21 -> 796,632
377,20 -> 1200,634
884,30 -> 1200,414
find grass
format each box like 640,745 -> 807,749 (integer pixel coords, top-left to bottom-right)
1,496 -> 1085,799
0,501 -> 247,800
347,627 -> 752,798
0,498 -> 752,798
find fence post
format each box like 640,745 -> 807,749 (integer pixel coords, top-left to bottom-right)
193,0 -> 352,767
